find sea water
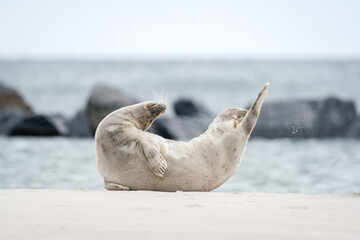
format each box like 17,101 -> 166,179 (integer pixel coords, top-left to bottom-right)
0,137 -> 359,194
0,60 -> 359,193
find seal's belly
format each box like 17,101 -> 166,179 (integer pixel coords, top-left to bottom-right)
98,133 -> 240,191
106,155 -> 208,191
102,147 -> 233,192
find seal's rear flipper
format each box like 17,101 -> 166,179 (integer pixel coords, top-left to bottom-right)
241,82 -> 270,135
140,141 -> 167,177
105,182 -> 130,191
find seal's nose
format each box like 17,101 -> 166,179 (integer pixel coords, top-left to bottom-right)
158,103 -> 166,111
148,102 -> 166,115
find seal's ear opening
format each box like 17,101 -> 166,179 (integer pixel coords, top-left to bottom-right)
234,120 -> 240,128
146,103 -> 158,109
233,109 -> 248,128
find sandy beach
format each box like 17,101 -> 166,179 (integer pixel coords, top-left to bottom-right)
0,190 -> 359,240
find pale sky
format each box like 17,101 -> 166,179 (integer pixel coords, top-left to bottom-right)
1,0 -> 360,59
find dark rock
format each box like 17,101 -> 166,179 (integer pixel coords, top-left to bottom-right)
174,98 -> 211,117
0,83 -> 32,112
86,84 -> 139,133
149,117 -> 178,140
252,97 -> 359,138
67,110 -> 92,137
318,97 -> 357,137
0,108 -> 29,134
0,83 -> 33,135
346,117 -> 360,138
150,98 -> 215,140
48,115 -> 69,136
150,114 -> 214,140
8,114 -> 69,137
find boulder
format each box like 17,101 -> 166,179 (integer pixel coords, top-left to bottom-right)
150,98 -> 215,140
67,110 -> 92,137
0,83 -> 33,135
8,114 -> 69,137
86,84 -> 139,133
345,117 -> 360,138
149,117 -> 178,140
317,97 -> 357,137
150,115 -> 213,140
0,108 -> 29,134
251,97 -> 359,138
0,83 -> 32,112
173,115 -> 213,140
174,98 -> 211,117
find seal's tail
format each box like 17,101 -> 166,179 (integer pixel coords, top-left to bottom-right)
241,82 -> 270,135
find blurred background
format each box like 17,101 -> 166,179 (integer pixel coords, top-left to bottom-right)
0,0 -> 359,193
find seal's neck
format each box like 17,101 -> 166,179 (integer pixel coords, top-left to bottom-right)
190,117 -> 248,190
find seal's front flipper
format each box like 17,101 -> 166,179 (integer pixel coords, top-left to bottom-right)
105,182 -> 130,191
140,141 -> 167,177
241,82 -> 269,135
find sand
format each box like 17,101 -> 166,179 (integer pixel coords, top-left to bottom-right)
0,190 -> 359,240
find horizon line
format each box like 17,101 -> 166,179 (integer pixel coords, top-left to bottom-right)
1,55 -> 360,62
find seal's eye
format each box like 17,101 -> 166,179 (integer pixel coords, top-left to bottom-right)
149,119 -> 153,123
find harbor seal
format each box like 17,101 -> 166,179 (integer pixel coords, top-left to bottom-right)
95,83 -> 269,191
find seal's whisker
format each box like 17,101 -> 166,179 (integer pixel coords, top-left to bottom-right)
156,89 -> 168,106
158,90 -> 161,103
161,90 -> 167,105
163,92 -> 168,106
152,89 -> 168,106
152,88 -> 158,102
158,90 -> 163,103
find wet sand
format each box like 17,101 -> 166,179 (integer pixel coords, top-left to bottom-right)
0,190 -> 359,240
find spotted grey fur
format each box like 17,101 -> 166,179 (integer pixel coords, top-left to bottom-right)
95,83 -> 269,191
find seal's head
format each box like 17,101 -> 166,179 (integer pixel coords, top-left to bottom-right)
216,108 -> 249,129
123,101 -> 166,131
208,82 -> 269,138
207,108 -> 249,139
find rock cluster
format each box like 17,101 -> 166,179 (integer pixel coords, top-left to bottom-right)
1,82 -> 359,139
252,97 -> 360,138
